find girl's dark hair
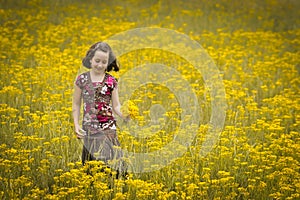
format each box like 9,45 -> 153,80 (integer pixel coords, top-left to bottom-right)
82,42 -> 119,72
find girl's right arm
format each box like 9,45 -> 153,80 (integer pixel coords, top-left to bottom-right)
72,84 -> 85,138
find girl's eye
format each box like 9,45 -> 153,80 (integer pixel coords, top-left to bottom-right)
94,60 -> 107,64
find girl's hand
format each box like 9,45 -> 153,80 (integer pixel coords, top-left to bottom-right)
123,115 -> 131,123
75,126 -> 86,139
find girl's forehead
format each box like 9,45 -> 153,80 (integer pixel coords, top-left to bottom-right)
94,50 -> 109,58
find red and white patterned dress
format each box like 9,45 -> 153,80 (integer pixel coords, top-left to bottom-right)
75,71 -> 125,170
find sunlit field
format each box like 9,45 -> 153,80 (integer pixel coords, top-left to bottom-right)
0,0 -> 299,199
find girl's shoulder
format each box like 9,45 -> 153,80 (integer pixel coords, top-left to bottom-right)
105,73 -> 118,88
78,71 -> 89,78
106,73 -> 118,81
77,71 -> 89,80
75,71 -> 90,88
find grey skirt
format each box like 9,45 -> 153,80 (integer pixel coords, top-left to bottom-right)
82,129 -> 126,172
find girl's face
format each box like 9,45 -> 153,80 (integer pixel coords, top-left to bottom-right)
90,50 -> 109,74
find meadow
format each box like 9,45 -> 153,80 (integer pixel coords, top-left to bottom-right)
0,0 -> 299,199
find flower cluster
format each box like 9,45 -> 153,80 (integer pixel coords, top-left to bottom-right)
121,100 -> 139,120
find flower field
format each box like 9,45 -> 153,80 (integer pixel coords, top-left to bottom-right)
0,0 -> 299,199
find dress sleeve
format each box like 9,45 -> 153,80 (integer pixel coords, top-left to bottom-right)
107,75 -> 118,91
74,73 -> 88,89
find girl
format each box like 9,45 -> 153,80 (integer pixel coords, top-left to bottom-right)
72,42 -> 128,173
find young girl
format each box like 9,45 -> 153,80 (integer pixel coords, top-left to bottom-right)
72,42 -> 128,173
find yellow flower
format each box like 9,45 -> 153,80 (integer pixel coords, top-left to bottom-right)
121,100 -> 139,119
113,192 -> 126,200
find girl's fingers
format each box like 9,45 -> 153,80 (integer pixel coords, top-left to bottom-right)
79,128 -> 86,135
124,115 -> 131,123
76,133 -> 85,139
75,128 -> 86,138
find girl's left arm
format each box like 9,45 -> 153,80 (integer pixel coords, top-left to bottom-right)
112,88 -> 129,121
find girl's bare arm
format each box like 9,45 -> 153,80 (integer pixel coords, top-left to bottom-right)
112,88 -> 129,121
72,84 -> 85,137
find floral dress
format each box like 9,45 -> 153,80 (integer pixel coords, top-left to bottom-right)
75,71 -> 125,171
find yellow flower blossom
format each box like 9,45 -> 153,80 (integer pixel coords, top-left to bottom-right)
121,100 -> 139,119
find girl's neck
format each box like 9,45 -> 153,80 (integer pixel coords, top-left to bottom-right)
90,71 -> 106,82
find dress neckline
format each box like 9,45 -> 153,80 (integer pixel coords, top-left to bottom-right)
89,71 -> 107,83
